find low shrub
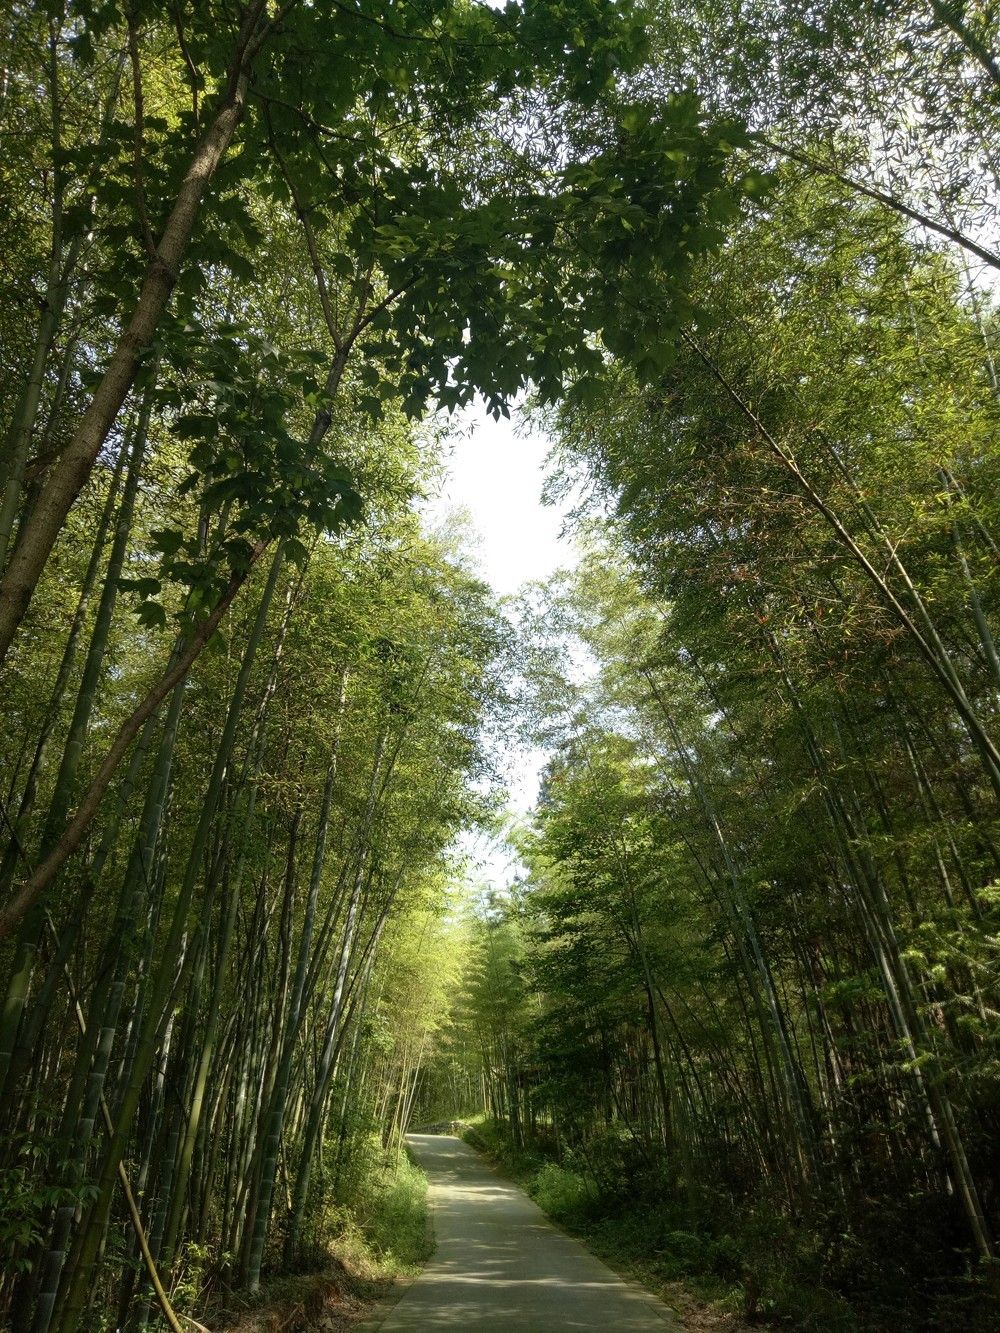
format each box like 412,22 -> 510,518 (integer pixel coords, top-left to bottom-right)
531,1162 -> 596,1221
357,1148 -> 431,1266
461,1117 -> 544,1179
292,1131 -> 430,1278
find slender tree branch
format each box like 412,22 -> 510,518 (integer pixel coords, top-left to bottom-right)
0,540 -> 269,942
680,329 -> 1000,797
755,134 -> 1000,272
127,10 -> 157,257
927,0 -> 1000,92
171,1 -> 201,123
265,112 -> 343,346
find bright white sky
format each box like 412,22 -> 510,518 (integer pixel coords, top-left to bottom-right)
423,401 -> 578,892
425,403 -> 568,597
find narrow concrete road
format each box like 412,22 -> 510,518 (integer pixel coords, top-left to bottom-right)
374,1133 -> 677,1331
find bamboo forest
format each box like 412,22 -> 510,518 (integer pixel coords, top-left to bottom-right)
2,1 -> 1000,1330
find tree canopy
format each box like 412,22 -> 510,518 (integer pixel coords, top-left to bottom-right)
2,1 -> 1000,1330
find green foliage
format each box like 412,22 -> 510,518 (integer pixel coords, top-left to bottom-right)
0,1136 -> 98,1275
298,1133 -> 431,1277
170,1241 -> 218,1320
531,1162 -> 596,1221
4,1 -> 1000,1330
359,1150 -> 432,1268
421,114 -> 1000,1327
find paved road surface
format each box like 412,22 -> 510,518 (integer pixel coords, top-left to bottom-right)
374,1133 -> 677,1331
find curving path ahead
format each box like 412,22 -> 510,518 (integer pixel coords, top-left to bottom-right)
373,1133 -> 677,1331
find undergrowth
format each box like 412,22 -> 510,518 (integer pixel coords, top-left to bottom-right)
461,1117 -> 1000,1333
210,1141 -> 431,1332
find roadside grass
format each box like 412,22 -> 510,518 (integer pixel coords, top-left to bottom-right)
210,1143 -> 431,1332
459,1118 -> 854,1333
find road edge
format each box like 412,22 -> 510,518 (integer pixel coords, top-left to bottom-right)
456,1133 -> 683,1330
353,1158 -> 437,1332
